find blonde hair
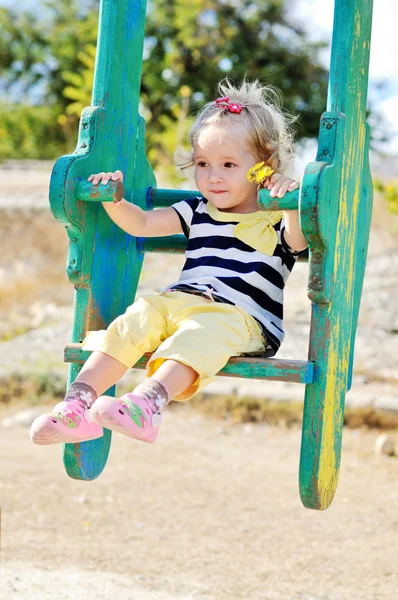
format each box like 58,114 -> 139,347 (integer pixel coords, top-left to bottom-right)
178,79 -> 297,174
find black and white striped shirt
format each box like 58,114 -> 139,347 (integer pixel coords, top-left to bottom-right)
170,197 -> 299,354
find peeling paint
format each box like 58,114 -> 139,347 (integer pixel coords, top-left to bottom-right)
299,0 -> 374,510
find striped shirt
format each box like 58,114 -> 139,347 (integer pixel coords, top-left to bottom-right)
170,197 -> 300,354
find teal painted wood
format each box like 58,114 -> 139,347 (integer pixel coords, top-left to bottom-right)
301,113 -> 346,305
63,427 -> 112,481
347,124 -> 373,390
64,344 -> 314,384
75,178 -> 124,203
148,186 -> 300,210
51,0 -> 373,507
148,188 -> 201,207
138,231 -> 308,260
77,181 -> 299,211
149,187 -> 299,210
137,235 -> 187,254
257,188 -> 299,211
219,358 -> 313,382
299,0 -> 373,510
50,0 -> 154,480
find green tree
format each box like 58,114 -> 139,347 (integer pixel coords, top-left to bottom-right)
0,1 -> 98,106
374,179 -> 398,214
0,0 -> 98,158
142,0 -> 329,164
0,102 -> 68,160
0,0 -> 329,165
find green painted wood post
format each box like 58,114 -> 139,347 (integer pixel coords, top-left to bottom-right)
347,124 -> 373,390
50,0 -> 155,480
299,0 -> 373,509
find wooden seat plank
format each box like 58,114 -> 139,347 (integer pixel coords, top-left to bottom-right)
64,343 -> 314,384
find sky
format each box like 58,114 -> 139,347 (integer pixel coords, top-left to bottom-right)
292,0 -> 398,153
1,0 -> 397,152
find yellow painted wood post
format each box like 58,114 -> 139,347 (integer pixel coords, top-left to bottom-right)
299,0 -> 374,509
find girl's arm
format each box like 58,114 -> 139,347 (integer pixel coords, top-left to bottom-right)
281,210 -> 308,252
265,174 -> 308,252
88,171 -> 183,237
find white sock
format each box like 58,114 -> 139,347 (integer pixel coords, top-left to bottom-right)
64,381 -> 98,408
132,379 -> 170,412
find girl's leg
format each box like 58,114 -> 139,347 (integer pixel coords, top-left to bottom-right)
75,351 -> 129,396
151,359 -> 197,398
90,359 -> 198,444
30,351 -> 128,445
31,294 -> 170,446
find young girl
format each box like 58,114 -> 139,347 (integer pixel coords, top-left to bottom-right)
30,80 -> 307,446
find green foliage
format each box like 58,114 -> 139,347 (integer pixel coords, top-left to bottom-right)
0,0 -> 98,155
61,44 -> 96,119
187,392 -> 398,429
0,0 -> 329,170
0,372 -> 65,405
143,0 -> 329,167
0,102 -> 68,161
374,178 -> 398,214
0,1 -> 98,107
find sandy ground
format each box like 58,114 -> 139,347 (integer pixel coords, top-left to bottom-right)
1,163 -> 398,599
1,405 -> 398,600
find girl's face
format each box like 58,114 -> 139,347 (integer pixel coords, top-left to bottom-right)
193,126 -> 260,213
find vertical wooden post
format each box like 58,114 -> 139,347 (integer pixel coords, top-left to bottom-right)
299,0 -> 373,509
50,0 -> 155,480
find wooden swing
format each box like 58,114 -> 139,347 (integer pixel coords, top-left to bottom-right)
50,0 -> 374,510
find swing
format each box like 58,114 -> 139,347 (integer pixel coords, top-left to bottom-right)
50,0 -> 374,510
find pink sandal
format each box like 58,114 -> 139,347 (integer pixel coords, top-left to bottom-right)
30,398 -> 103,445
90,393 -> 162,444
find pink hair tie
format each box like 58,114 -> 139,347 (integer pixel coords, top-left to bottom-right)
214,96 -> 245,114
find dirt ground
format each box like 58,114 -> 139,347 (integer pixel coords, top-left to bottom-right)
1,404 -> 398,600
1,163 -> 398,599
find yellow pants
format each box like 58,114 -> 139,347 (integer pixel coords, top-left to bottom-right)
82,291 -> 265,400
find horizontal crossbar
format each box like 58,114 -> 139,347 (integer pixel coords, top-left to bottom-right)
64,344 -> 314,384
147,187 -> 300,211
142,187 -> 307,258
76,183 -> 299,212
137,235 -> 186,253
147,187 -> 200,208
137,235 -> 308,261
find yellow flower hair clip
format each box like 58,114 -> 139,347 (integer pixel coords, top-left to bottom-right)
246,162 -> 274,185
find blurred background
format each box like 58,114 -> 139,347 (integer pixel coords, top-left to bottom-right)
0,0 -> 397,411
1,2 -> 398,599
